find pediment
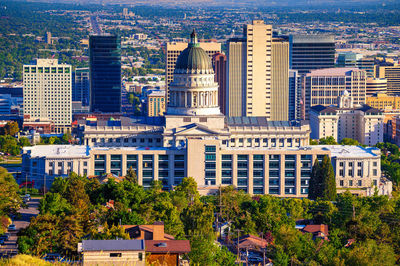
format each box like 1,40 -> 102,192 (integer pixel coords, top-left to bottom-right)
174,123 -> 219,136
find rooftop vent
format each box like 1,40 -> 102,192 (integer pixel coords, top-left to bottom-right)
156,242 -> 167,247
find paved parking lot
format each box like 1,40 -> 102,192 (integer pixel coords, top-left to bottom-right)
0,198 -> 40,258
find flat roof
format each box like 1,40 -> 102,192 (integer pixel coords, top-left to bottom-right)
310,145 -> 380,158
81,240 -> 145,252
226,117 -> 303,127
23,145 -> 90,158
307,68 -> 360,77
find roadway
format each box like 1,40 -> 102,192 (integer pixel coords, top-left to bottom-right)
90,15 -> 102,35
0,198 -> 40,258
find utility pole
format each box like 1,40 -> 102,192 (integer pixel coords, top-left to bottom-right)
215,186 -> 225,241
261,232 -> 266,266
234,229 -> 243,263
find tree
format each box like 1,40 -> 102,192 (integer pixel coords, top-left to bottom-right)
340,138 -> 360,146
1,121 -> 19,136
319,136 -> 338,145
308,159 -> 322,200
321,155 -> 337,201
89,222 -> 129,240
18,137 -> 31,147
125,166 -> 138,184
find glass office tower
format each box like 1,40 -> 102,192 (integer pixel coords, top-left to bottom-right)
89,35 -> 121,112
289,35 -> 335,76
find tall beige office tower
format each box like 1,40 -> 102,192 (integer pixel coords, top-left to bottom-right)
226,20 -> 273,117
271,38 -> 289,121
165,41 -> 221,101
23,59 -> 72,133
226,38 -> 247,116
244,20 -> 272,117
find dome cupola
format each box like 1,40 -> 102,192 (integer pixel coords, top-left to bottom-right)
167,30 -> 221,116
174,30 -> 213,74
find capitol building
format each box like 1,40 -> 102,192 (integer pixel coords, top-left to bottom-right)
22,31 -> 386,197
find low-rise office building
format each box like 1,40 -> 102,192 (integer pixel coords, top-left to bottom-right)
22,143 -> 381,197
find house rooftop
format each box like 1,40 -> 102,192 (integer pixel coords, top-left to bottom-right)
81,240 -> 145,252
145,240 -> 191,253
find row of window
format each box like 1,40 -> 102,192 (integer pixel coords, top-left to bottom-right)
24,67 -> 71,74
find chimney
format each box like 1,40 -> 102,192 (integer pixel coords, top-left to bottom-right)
153,221 -> 165,240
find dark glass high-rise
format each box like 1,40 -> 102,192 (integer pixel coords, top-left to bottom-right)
89,35 -> 121,112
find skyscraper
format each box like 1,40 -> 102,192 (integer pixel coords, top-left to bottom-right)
23,59 -> 71,133
226,38 -> 246,117
73,67 -> 90,106
289,35 -> 335,76
165,41 -> 220,101
212,52 -> 227,115
226,20 -> 273,117
89,35 -> 121,113
271,37 -> 289,121
243,20 -> 272,117
289,69 -> 301,120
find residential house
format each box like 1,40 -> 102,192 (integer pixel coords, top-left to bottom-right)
78,239 -> 145,266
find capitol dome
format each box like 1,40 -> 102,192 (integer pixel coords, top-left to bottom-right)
167,30 -> 221,116
175,30 -> 213,74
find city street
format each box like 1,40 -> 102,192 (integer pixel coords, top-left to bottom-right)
0,197 -> 40,258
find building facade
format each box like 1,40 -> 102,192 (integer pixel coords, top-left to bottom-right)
336,52 -> 374,78
289,69 -> 302,120
23,59 -> 72,133
226,38 -> 246,116
73,67 -> 90,106
366,78 -> 387,97
305,68 -> 366,119
289,35 -> 335,76
22,143 -> 381,197
146,90 -> 166,117
377,65 -> 400,96
212,52 -> 227,115
89,35 -> 122,113
271,38 -> 289,121
310,91 -> 384,146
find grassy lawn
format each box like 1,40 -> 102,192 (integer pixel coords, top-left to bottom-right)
0,155 -> 22,164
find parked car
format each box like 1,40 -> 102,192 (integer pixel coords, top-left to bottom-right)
0,239 -> 4,245
8,224 -> 16,231
0,233 -> 10,241
43,253 -> 64,262
24,194 -> 31,202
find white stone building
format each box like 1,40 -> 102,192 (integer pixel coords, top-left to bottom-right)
310,91 -> 384,146
23,59 -> 72,133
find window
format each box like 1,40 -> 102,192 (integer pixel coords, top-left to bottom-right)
373,169 -> 378,176
358,180 -> 362,186
58,162 -> 62,167
340,180 -> 344,186
349,180 -> 353,186
339,162 -> 344,167
348,169 -> 353,176
110,253 -> 122,257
